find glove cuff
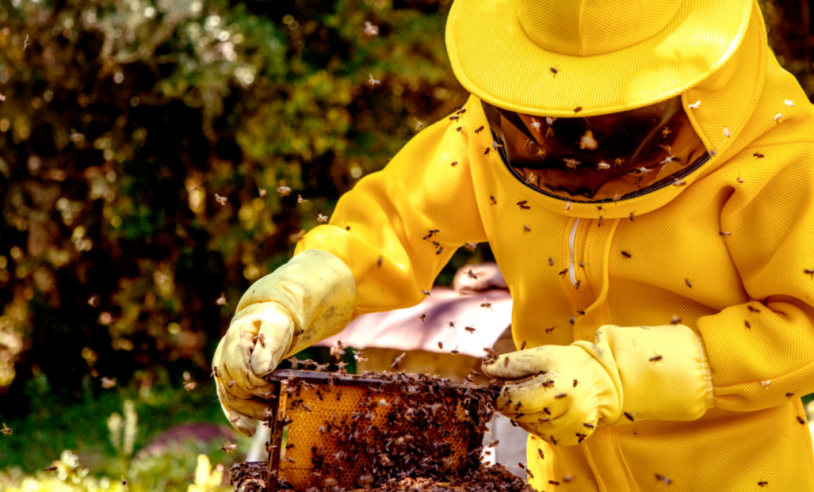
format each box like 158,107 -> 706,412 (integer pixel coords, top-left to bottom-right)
235,249 -> 357,356
599,324 -> 713,424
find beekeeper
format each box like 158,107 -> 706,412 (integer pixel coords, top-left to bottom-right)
213,0 -> 814,489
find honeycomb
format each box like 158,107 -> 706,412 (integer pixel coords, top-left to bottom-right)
266,371 -> 495,490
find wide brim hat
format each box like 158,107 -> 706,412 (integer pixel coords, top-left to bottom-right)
446,0 -> 753,117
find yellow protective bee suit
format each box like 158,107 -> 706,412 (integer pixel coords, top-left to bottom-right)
295,5 -> 814,491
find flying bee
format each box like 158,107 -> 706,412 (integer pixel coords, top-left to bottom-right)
419,313 -> 427,323
211,366 -> 220,378
685,278 -> 693,288
1,423 -> 12,436
467,270 -> 478,280
719,231 -> 731,237
786,391 -> 797,398
624,412 -> 635,422
555,393 -> 567,399
465,326 -> 476,334
621,251 -> 632,258
550,67 -> 558,75
805,269 -> 814,278
758,482 -> 768,487
747,305 -> 761,313
649,355 -> 663,362
221,443 -> 237,453
583,423 -> 594,429
480,302 -> 492,311
422,290 -> 431,296
391,352 -> 406,368
753,152 -> 765,159
655,474 -> 672,485
670,315 -> 682,325
363,21 -> 379,36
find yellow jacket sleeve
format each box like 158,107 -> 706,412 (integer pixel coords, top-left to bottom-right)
696,143 -> 814,411
295,98 -> 487,318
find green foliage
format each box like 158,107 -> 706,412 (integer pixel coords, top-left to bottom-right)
0,376 -> 248,490
0,369 -> 241,470
0,0 -> 477,422
0,449 -> 232,492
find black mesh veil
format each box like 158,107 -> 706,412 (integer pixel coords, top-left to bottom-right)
482,97 -> 710,203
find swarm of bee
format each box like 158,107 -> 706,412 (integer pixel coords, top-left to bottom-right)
230,369 -> 533,492
231,461 -> 532,492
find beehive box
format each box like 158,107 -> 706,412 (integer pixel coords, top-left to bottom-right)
236,369 -> 499,491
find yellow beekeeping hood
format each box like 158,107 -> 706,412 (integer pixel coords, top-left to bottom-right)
446,0 -> 753,117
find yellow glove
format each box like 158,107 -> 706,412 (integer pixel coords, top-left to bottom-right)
212,249 -> 356,436
482,325 -> 713,446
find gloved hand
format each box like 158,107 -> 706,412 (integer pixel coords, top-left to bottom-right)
212,249 -> 356,436
482,325 -> 713,446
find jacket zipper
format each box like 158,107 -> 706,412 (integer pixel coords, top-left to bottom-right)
568,218 -> 581,287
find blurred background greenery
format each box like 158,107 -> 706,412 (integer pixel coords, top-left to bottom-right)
0,0 -> 811,490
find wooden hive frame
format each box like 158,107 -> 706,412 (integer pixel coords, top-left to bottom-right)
231,370 -> 495,491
